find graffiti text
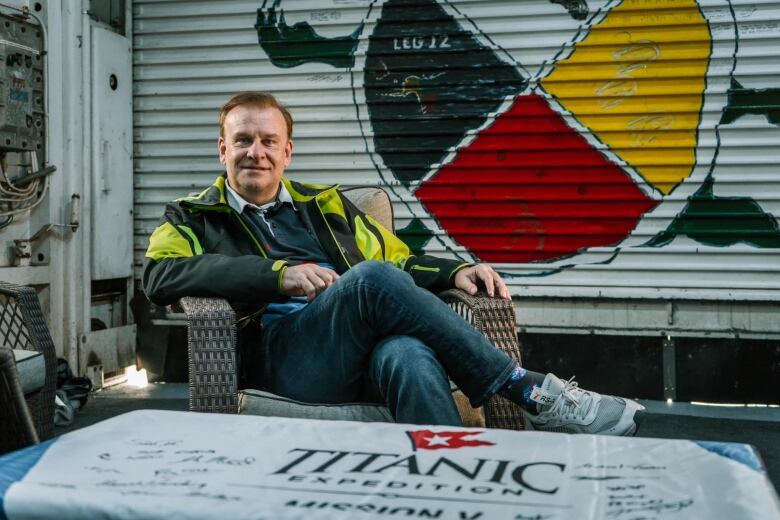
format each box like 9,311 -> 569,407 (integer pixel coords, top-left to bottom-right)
393,35 -> 451,51
595,36 -> 660,110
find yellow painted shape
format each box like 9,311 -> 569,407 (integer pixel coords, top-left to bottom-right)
542,0 -> 710,195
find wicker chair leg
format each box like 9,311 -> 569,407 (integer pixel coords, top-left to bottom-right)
0,348 -> 39,455
180,297 -> 239,413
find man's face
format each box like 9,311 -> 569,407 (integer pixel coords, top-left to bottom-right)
218,104 -> 293,205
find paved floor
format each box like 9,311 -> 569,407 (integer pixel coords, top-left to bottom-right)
57,382 -> 780,493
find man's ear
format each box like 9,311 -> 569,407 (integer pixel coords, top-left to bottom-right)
217,136 -> 226,165
284,139 -> 293,168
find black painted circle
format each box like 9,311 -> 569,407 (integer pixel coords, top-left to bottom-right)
109,74 -> 118,90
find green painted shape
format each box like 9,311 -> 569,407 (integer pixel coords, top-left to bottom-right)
645,177 -> 780,248
720,78 -> 780,126
255,0 -> 361,69
396,218 -> 434,256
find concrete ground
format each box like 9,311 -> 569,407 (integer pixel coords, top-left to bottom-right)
57,382 -> 780,493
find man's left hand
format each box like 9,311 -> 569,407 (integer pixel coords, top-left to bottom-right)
454,264 -> 511,300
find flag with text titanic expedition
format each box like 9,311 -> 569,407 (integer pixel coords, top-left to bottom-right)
1,410 -> 778,519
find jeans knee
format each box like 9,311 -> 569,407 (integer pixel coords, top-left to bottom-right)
369,335 -> 461,426
371,336 -> 443,382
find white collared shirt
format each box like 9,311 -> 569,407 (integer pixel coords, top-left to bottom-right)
225,180 -> 296,214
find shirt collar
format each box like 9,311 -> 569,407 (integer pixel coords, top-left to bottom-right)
225,180 -> 296,213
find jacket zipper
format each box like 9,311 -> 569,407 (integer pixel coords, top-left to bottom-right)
231,210 -> 270,327
232,210 -> 268,258
316,189 -> 352,269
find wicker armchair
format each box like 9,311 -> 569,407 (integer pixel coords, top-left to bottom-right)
179,187 -> 524,429
0,282 -> 56,444
0,347 -> 39,455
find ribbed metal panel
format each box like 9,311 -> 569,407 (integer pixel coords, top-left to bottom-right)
133,0 -> 780,306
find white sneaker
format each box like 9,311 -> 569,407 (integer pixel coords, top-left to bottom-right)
522,373 -> 645,436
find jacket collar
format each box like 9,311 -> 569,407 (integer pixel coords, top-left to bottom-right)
178,175 -> 338,210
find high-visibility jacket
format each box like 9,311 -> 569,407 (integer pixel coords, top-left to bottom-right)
143,175 -> 471,323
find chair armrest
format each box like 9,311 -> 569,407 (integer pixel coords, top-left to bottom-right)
0,347 -> 39,455
0,282 -> 57,440
439,289 -> 524,430
179,297 -> 239,414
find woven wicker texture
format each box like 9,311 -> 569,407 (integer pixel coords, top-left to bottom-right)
452,389 -> 485,428
440,289 -> 524,430
0,347 -> 39,455
180,297 -> 238,413
0,282 -> 56,440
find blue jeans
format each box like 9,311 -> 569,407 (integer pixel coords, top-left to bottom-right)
260,261 -> 516,425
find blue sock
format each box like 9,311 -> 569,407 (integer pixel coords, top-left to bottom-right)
498,365 -> 546,413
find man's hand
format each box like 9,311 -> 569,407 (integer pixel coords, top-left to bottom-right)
281,264 -> 340,301
454,264 -> 511,300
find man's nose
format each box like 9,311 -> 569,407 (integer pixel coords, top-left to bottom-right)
246,138 -> 265,159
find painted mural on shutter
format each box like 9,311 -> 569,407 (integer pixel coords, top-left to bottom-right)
134,0 -> 780,303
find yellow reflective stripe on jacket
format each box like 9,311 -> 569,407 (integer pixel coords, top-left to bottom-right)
318,188 -> 346,216
365,214 -> 411,268
288,176 -> 413,270
176,176 -> 229,205
410,265 -> 440,273
353,216 -> 383,261
177,225 -> 203,255
146,222 -> 196,260
175,185 -> 211,203
283,177 -> 332,202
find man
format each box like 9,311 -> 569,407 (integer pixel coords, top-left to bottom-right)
144,91 -> 645,434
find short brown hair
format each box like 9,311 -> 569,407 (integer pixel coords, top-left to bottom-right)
219,91 -> 293,140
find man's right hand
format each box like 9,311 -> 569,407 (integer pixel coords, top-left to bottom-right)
281,264 -> 340,301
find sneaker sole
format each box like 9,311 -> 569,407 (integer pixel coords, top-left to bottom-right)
628,408 -> 646,436
522,403 -> 647,436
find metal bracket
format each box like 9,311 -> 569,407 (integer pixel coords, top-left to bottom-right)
7,164 -> 57,186
662,335 -> 676,401
12,193 -> 81,265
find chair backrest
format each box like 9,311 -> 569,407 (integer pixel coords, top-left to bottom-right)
340,187 -> 394,232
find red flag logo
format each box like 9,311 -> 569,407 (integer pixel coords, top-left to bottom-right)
407,430 -> 495,451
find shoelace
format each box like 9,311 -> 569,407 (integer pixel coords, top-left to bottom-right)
548,377 -> 595,420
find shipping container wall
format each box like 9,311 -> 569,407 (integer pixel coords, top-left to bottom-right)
133,0 -> 780,324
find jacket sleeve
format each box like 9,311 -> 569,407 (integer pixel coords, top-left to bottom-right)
142,204 -> 288,306
339,193 -> 472,293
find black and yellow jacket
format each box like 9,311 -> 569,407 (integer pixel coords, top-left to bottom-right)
143,175 -> 471,318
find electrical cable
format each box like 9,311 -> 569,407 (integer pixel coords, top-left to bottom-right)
0,176 -> 48,218
0,157 -> 41,203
